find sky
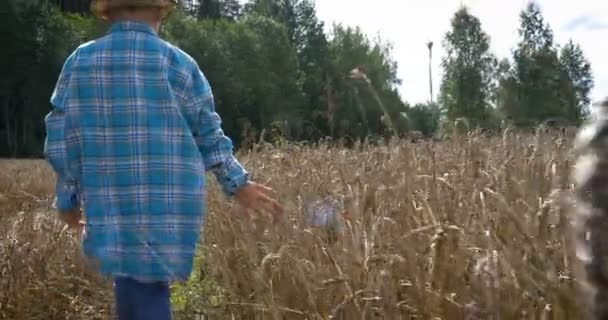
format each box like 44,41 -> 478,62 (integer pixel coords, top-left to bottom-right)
315,0 -> 608,106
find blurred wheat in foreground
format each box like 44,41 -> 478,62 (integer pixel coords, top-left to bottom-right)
0,130 -> 589,319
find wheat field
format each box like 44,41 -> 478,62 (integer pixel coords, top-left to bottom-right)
0,130 -> 591,319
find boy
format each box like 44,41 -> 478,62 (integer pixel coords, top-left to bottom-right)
43,1 -> 283,319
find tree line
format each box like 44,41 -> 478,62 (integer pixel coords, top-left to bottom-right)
0,0 -> 594,157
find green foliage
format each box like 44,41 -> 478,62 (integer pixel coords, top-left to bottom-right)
0,1 -> 103,157
498,2 -> 593,127
402,103 -> 440,137
439,7 -> 497,129
170,249 -> 224,316
559,40 -> 594,123
0,0 -> 596,156
510,3 -> 562,125
143,9 -> 302,143
289,0 -> 332,136
438,3 -> 594,132
1,0 -> 411,157
196,0 -> 242,20
328,25 -> 405,139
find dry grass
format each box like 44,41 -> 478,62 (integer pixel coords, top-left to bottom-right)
0,130 -> 589,319
0,160 -> 113,320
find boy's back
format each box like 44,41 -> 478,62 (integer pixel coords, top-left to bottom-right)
45,3 -> 281,318
45,21 -> 247,282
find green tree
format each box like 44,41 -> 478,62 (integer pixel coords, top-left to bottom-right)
403,103 -> 440,137
0,0 -> 100,157
502,2 -> 565,126
220,0 -> 242,20
243,0 -> 319,50
198,0 -> 221,19
242,0 -> 335,139
558,40 -> 594,123
290,0 -> 332,137
162,11 -> 303,144
241,14 -> 304,130
439,7 -> 497,129
495,58 -> 517,121
1,0 -> 414,156
328,25 -> 405,139
197,0 -> 241,20
243,0 -> 283,19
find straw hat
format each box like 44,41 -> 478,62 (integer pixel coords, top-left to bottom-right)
90,0 -> 177,19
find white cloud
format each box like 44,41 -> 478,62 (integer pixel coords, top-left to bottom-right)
315,0 -> 608,105
565,15 -> 608,32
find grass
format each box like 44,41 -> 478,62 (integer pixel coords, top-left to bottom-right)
0,129 -> 591,319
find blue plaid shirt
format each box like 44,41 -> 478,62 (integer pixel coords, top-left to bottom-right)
44,21 -> 249,282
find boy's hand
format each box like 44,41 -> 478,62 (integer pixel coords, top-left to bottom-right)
58,208 -> 85,232
234,182 -> 283,222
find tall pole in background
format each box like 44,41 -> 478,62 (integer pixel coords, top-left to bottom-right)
427,41 -> 434,104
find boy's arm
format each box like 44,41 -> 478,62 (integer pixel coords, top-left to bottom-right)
187,67 -> 249,196
44,52 -> 82,215
182,61 -> 283,220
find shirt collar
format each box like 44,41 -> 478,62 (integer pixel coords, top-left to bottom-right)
109,21 -> 157,36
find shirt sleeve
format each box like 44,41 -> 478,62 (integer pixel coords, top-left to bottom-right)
186,65 -> 249,196
44,51 -> 82,212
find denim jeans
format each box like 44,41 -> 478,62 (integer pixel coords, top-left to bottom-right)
113,276 -> 172,320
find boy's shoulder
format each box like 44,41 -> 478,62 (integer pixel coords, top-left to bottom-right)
63,34 -> 202,80
65,39 -> 96,56
162,40 -> 200,71
70,34 -> 195,62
